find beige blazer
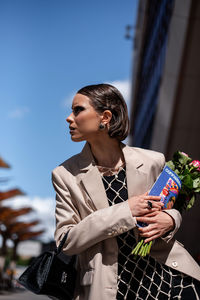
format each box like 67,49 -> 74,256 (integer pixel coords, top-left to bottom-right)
52,143 -> 200,300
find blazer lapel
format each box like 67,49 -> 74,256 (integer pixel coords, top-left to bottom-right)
81,167 -> 109,210
122,144 -> 148,198
122,144 -> 148,242
79,143 -> 148,211
79,143 -> 109,210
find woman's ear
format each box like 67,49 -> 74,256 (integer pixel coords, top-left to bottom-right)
101,110 -> 112,125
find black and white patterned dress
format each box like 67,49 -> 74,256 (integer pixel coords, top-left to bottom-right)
101,166 -> 200,300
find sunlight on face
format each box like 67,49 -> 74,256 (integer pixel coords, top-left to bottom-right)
66,94 -> 102,142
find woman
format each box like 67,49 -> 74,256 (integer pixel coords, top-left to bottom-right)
52,84 -> 200,300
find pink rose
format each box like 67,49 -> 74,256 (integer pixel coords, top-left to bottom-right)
190,160 -> 200,171
181,152 -> 188,157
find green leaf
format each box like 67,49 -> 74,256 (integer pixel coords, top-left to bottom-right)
182,168 -> 190,175
174,169 -> 180,175
182,175 -> 193,189
166,161 -> 175,171
193,178 -> 200,188
186,195 -> 195,210
179,175 -> 184,180
191,171 -> 199,179
176,151 -> 192,165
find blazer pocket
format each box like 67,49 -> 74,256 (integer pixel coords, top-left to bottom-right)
80,268 -> 94,286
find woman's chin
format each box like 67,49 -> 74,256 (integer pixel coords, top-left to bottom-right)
71,135 -> 84,142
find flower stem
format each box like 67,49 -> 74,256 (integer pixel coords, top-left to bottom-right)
131,239 -> 143,255
147,241 -> 152,255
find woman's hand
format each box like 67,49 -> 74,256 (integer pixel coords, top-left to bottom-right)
136,211 -> 175,243
128,192 -> 163,217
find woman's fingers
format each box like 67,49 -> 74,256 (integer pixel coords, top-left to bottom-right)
141,211 -> 159,217
138,226 -> 161,242
144,196 -> 163,210
138,224 -> 157,235
137,211 -> 175,242
136,215 -> 156,223
144,233 -> 161,243
144,201 -> 163,211
128,192 -> 163,217
144,195 -> 161,201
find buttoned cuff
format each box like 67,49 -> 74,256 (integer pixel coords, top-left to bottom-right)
107,201 -> 137,237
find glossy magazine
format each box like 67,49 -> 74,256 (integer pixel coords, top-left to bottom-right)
137,166 -> 182,228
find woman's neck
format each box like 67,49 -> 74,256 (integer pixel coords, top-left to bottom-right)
89,138 -> 124,169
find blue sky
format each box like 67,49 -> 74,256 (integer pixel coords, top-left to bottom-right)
0,0 -> 138,241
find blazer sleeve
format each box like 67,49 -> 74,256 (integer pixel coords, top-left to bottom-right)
161,209 -> 182,242
52,170 -> 137,256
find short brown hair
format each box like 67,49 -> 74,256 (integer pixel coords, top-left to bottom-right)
77,83 -> 130,141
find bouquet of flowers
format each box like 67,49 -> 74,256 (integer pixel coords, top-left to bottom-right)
131,151 -> 200,258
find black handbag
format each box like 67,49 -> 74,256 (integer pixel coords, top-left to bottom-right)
18,232 -> 77,300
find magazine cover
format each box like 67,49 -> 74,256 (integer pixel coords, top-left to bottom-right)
137,166 -> 182,227
149,165 -> 182,209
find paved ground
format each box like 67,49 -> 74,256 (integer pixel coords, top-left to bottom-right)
0,290 -> 49,299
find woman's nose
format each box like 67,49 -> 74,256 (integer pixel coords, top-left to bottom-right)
66,113 -> 73,123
